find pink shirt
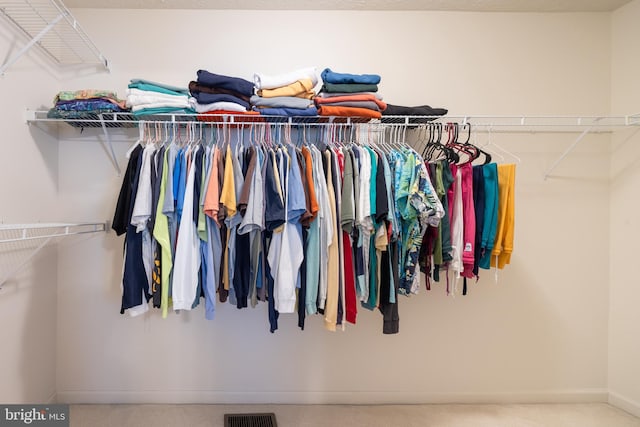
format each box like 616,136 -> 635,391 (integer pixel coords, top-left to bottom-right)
460,163 -> 476,278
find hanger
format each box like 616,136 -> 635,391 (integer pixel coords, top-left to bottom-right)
417,124 -> 429,158
459,124 -> 479,163
462,123 -> 492,165
145,122 -> 154,147
126,120 -> 144,159
472,125 -> 502,162
168,123 -> 177,148
154,122 -> 161,147
481,124 -> 521,164
424,122 -> 455,163
207,123 -> 214,147
284,122 -> 293,147
444,122 -> 477,164
176,123 -> 185,148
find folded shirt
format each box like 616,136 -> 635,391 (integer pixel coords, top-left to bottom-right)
54,90 -> 127,109
126,88 -> 190,107
128,82 -> 188,97
54,99 -> 126,112
129,79 -> 190,96
321,83 -> 378,93
47,108 -> 124,121
55,89 -> 118,101
317,105 -> 381,119
255,106 -> 319,117
131,101 -> 195,112
257,78 -> 315,99
316,91 -> 383,100
196,70 -> 255,97
314,94 -> 386,111
192,92 -> 251,110
382,104 -> 448,116
133,107 -> 196,117
315,100 -> 381,111
250,95 -> 313,109
321,68 -> 381,85
194,101 -> 248,113
188,81 -> 251,103
254,67 -> 318,90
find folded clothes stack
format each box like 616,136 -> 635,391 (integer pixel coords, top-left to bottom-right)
47,89 -> 128,120
126,79 -> 195,116
382,104 -> 448,121
190,70 -> 255,117
316,68 -> 385,119
252,67 -> 319,116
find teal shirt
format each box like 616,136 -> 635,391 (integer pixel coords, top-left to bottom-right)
479,163 -> 499,269
128,80 -> 190,96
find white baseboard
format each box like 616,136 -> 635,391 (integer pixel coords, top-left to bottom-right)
609,391 -> 640,418
56,389 -> 608,405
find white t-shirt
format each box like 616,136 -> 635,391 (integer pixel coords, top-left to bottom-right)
172,146 -> 202,311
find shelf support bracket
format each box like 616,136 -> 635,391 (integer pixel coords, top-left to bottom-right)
98,114 -> 122,175
0,12 -> 65,75
0,237 -> 51,288
543,118 -> 603,180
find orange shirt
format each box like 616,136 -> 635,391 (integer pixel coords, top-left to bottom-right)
318,105 -> 382,119
302,147 -> 320,223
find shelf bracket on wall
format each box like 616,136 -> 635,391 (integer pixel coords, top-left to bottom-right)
543,123 -> 597,180
0,222 -> 106,288
0,10 -> 64,75
0,0 -> 109,75
98,114 -> 122,175
543,113 -> 640,179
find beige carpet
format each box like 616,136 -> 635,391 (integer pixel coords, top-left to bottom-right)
70,403 -> 640,427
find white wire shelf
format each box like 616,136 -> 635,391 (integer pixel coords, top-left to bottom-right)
0,222 -> 106,244
0,222 -> 106,287
25,109 -> 640,130
0,0 -> 108,75
25,108 -> 640,179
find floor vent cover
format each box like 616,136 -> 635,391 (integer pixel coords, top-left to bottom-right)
224,413 -> 278,427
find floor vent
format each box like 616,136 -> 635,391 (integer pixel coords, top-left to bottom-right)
224,413 -> 278,427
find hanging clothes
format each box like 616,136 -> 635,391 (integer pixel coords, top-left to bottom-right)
112,121 -> 514,335
414,129 -> 517,295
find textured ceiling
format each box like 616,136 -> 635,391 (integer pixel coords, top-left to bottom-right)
64,0 -> 632,12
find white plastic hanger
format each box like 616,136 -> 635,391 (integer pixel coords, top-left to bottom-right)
126,120 -> 144,159
481,125 -> 521,164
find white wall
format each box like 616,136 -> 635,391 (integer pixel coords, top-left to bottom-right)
609,0 -> 640,417
0,18 -> 65,403
45,9 -> 614,404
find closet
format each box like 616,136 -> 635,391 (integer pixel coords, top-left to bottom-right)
1,2 -> 639,418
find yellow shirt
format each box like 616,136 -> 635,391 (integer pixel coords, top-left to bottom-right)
152,150 -> 173,318
220,145 -> 237,218
491,164 -> 516,269
257,78 -> 315,99
220,145 -> 237,290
